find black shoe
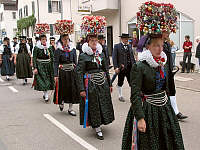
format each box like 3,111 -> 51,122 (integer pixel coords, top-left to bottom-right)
68,110 -> 76,116
96,132 -> 104,140
44,99 -> 49,103
177,112 -> 188,120
59,104 -> 64,111
119,97 -> 125,102
181,71 -> 185,73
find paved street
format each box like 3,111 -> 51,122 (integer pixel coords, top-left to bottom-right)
0,70 -> 200,150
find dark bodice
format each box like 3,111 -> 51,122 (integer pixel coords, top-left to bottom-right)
19,43 -> 28,54
3,45 -> 12,55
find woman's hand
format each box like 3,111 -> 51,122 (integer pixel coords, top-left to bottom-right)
33,69 -> 38,75
80,91 -> 86,97
0,60 -> 2,65
138,118 -> 146,133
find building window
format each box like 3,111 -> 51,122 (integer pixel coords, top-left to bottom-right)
19,8 -> 23,19
48,0 -> 61,13
12,12 -> 16,19
32,1 -> 35,15
24,5 -> 28,17
0,13 -> 3,21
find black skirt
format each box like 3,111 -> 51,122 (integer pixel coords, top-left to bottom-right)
1,55 -> 15,76
54,68 -> 80,104
16,53 -> 33,79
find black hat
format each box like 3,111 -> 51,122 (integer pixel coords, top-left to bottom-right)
3,37 -> 9,41
50,37 -> 55,41
98,35 -> 106,40
119,33 -> 131,38
19,36 -> 27,40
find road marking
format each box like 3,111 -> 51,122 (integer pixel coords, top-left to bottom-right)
175,76 -> 193,82
8,86 -> 18,93
0,77 -> 4,82
43,114 -> 98,150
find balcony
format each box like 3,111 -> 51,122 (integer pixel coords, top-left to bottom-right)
91,0 -> 118,13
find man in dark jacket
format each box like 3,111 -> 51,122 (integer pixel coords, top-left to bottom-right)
112,33 -> 135,102
162,32 -> 188,120
98,35 -> 110,67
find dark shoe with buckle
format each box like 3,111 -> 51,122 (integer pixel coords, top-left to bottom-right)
68,110 -> 76,116
177,112 -> 188,120
119,97 -> 125,102
96,131 -> 104,140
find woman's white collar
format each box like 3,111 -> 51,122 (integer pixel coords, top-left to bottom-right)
139,50 -> 167,68
82,43 -> 102,55
57,42 -> 74,52
36,41 -> 50,49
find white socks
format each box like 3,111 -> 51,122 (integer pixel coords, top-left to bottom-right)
69,103 -> 73,111
95,127 -> 103,136
117,86 -> 123,98
43,91 -> 48,100
170,96 -> 179,115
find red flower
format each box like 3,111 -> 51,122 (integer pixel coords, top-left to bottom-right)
161,58 -> 165,62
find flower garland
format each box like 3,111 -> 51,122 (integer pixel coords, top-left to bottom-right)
34,23 -> 50,35
137,1 -> 178,34
81,16 -> 106,35
54,20 -> 74,35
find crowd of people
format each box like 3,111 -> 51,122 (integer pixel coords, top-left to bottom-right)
1,1 -> 199,149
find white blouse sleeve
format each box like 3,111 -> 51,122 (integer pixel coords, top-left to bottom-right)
26,44 -> 31,53
0,45 -> 4,55
14,44 -> 19,54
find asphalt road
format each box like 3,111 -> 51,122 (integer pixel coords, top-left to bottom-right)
0,71 -> 200,150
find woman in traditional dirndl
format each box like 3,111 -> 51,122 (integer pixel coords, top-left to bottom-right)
53,20 -> 79,116
32,34 -> 54,102
14,36 -> 33,85
0,37 -> 15,80
122,2 -> 184,150
76,16 -> 115,140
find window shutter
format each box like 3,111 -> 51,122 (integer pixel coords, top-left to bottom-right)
59,1 -> 62,13
26,5 -> 28,16
48,0 -> 52,13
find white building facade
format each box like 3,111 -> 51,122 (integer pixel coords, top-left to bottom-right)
17,0 -> 83,43
0,0 -> 17,40
81,0 -> 200,56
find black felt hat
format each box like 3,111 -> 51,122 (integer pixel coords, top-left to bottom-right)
119,33 -> 131,38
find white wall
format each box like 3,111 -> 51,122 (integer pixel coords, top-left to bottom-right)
0,4 -> 17,39
17,0 -> 83,44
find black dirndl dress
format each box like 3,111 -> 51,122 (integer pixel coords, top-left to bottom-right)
53,45 -> 80,105
1,46 -> 15,76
